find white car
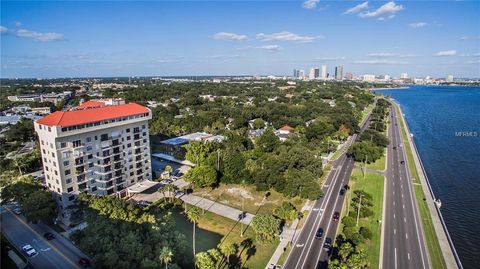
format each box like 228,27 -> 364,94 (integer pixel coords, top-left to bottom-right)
12,208 -> 22,215
21,244 -> 38,257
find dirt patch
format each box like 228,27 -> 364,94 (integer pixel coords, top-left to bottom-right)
226,187 -> 254,200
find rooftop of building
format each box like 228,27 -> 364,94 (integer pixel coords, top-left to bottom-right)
36,102 -> 149,127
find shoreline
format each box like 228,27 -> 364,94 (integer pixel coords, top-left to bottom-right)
370,86 -> 410,91
393,101 -> 462,269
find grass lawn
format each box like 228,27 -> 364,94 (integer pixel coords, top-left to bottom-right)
174,205 -> 278,268
355,153 -> 386,171
194,184 -> 306,217
342,169 -> 384,269
276,244 -> 292,266
394,104 -> 447,269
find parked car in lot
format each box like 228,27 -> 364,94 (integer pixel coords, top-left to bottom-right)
315,228 -> 324,239
332,212 -> 340,222
43,232 -> 55,240
12,208 -> 22,215
323,237 -> 332,250
21,244 -> 37,257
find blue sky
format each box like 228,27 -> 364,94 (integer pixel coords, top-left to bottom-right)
1,1 -> 479,78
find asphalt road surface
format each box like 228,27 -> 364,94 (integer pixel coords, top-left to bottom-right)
381,105 -> 430,269
283,112 -> 372,269
1,205 -> 88,269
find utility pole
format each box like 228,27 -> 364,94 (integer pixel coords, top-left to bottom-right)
363,155 -> 368,179
356,194 -> 363,227
241,197 -> 244,237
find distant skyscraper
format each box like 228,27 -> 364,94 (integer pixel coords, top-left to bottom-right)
299,70 -> 305,78
335,66 -> 343,80
400,73 -> 408,79
345,72 -> 353,80
321,65 -> 327,79
363,74 -> 376,82
384,75 -> 391,81
446,75 -> 454,82
314,68 -> 320,78
309,68 -> 316,79
293,69 -> 297,78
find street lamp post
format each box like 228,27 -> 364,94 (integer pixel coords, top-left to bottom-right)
356,193 -> 364,227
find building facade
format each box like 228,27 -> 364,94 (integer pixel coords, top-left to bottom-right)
321,65 -> 327,79
335,66 -> 343,80
34,102 -> 152,225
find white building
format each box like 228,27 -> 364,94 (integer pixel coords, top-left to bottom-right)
34,102 -> 152,225
400,73 -> 408,79
321,65 -> 327,79
363,74 -> 376,82
446,75 -> 454,82
309,68 -> 316,80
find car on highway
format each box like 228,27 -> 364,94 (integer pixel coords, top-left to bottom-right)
400,161 -> 405,164
323,237 -> 332,250
79,257 -> 91,267
43,232 -> 55,240
21,244 -> 37,257
339,188 -> 346,195
393,146 -> 397,150
332,212 -> 340,222
315,228 -> 324,239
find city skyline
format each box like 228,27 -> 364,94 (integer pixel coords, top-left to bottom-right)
1,1 -> 479,78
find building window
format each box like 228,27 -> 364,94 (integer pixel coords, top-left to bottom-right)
87,154 -> 93,160
48,127 -> 51,132
39,125 -> 42,130
64,160 -> 70,166
72,140 -> 82,148
86,137 -> 92,143
63,152 -> 70,158
54,170 -> 58,176
126,128 -> 130,133
86,145 -> 93,151
100,134 -> 109,141
60,142 -> 67,148
67,187 -> 73,193
65,169 -> 71,176
66,178 -> 72,184
51,152 -> 55,158
45,166 -> 49,171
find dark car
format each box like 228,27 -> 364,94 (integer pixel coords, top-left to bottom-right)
323,237 -> 332,250
79,258 -> 91,267
43,232 -> 55,240
393,146 -> 397,150
400,160 -> 405,164
332,212 -> 340,222
315,228 -> 324,239
339,188 -> 346,195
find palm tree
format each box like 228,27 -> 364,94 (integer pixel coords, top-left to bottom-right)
186,207 -> 201,257
219,242 -> 237,265
159,246 -> 173,269
207,248 -> 223,268
164,184 -> 178,202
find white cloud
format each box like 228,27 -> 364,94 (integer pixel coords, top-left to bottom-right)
302,0 -> 320,9
212,32 -> 248,41
434,50 -> 457,57
367,52 -> 396,57
352,59 -> 408,64
359,1 -> 404,18
367,52 -> 416,58
256,31 -> 322,43
237,45 -> 282,52
314,56 -> 346,61
0,26 -> 8,33
343,2 -> 369,15
460,36 -> 480,40
14,21 -> 22,27
16,29 -> 64,42
409,22 -> 428,28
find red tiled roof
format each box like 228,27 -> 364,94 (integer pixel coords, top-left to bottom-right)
37,103 -> 149,127
279,125 -> 294,131
77,100 -> 105,109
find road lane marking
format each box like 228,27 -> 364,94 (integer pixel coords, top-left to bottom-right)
393,201 -> 395,206
395,248 -> 398,269
394,229 -> 396,235
394,214 -> 396,219
408,253 -> 411,260
406,233 -> 408,239
6,209 -> 82,269
404,217 -> 406,223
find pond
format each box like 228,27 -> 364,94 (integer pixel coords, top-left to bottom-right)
171,207 -> 223,267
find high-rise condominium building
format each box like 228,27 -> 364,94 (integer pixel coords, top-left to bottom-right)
446,75 -> 454,82
345,72 -> 353,80
314,68 -> 320,78
400,73 -> 408,79
335,66 -> 344,80
309,68 -> 316,79
34,101 -> 152,225
321,65 -> 327,79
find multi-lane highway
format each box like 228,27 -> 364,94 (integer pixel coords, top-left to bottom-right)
381,104 -> 430,269
1,205 -> 88,269
284,111 -> 372,269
